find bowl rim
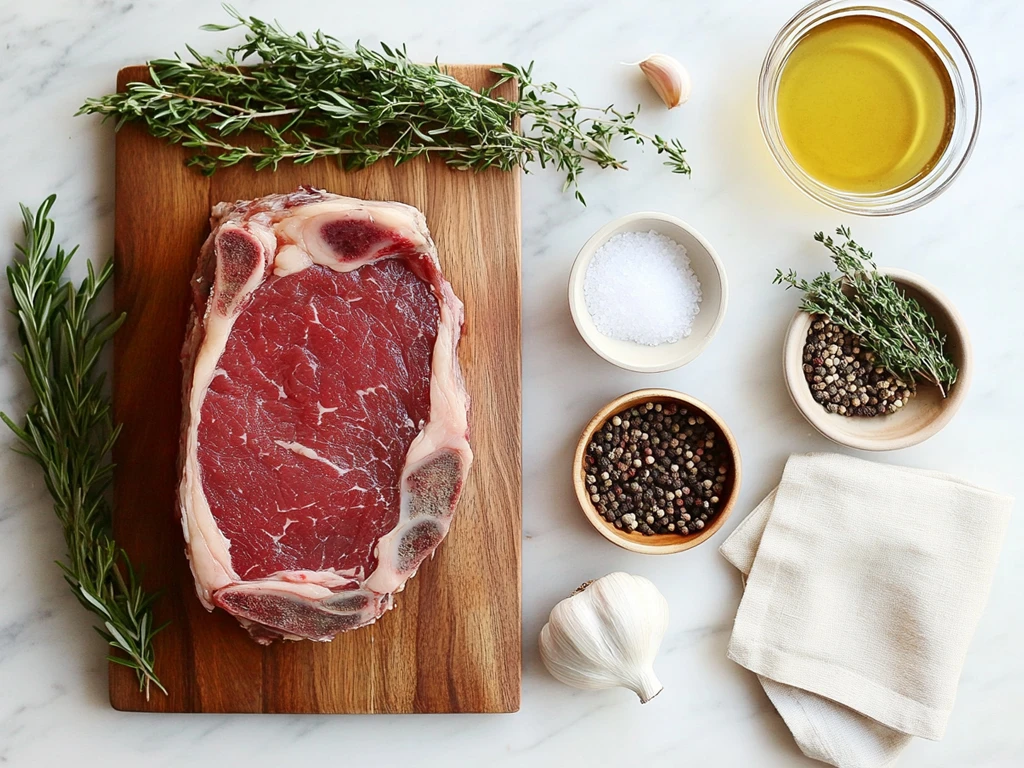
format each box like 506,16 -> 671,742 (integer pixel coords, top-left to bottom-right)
757,0 -> 982,216
783,267 -> 973,450
567,211 -> 729,373
573,388 -> 743,554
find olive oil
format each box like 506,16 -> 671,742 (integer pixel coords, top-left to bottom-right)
777,15 -> 954,195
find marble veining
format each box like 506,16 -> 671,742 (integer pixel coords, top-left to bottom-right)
1,0 -> 1022,765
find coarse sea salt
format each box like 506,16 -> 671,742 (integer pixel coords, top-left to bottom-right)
583,230 -> 702,346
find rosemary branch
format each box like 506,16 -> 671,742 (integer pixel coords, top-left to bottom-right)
2,196 -> 165,698
77,5 -> 690,204
774,227 -> 958,396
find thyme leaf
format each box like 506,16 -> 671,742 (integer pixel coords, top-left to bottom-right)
2,196 -> 166,698
774,227 -> 958,396
77,5 -> 690,204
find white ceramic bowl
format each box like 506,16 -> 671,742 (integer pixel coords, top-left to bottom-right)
568,212 -> 728,372
783,268 -> 972,451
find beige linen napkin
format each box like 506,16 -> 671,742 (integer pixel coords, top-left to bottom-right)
720,453 -> 1012,768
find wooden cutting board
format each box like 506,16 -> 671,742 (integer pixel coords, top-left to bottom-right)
110,65 -> 521,713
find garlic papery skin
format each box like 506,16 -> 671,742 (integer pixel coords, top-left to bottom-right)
638,54 -> 691,109
539,572 -> 669,703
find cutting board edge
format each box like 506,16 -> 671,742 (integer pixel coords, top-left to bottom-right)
109,62 -> 523,714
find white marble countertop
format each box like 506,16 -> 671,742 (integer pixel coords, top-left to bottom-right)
1,0 -> 1022,765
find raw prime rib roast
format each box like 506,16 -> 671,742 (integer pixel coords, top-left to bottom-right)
178,187 -> 472,644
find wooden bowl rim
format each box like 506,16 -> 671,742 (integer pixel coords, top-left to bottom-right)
782,267 -> 973,451
573,388 -> 743,554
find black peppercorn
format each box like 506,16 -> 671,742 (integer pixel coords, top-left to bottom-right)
802,316 -> 916,418
584,402 -> 731,538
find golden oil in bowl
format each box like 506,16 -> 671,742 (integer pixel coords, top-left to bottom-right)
776,13 -> 955,196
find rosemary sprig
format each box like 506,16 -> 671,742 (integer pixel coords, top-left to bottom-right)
2,196 -> 166,698
774,227 -> 958,395
77,5 -> 689,204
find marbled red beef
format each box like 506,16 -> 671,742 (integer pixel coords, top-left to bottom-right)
177,188 -> 472,643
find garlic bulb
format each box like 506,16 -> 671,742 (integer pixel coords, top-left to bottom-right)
637,54 -> 691,109
539,572 -> 668,703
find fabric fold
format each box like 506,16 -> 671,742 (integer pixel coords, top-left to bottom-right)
721,453 -> 1012,768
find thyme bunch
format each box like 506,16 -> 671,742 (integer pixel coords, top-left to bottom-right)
774,227 -> 958,395
77,6 -> 690,204
2,196 -> 165,697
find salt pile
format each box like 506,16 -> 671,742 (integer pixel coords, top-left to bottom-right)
583,230 -> 702,346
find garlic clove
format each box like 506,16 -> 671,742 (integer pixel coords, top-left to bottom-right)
637,54 -> 691,109
539,572 -> 669,704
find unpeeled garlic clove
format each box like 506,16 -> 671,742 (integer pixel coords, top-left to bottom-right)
539,572 -> 668,703
637,54 -> 691,109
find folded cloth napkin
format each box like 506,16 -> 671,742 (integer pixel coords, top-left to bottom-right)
720,453 -> 1013,768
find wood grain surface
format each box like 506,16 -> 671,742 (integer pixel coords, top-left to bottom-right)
110,65 -> 521,713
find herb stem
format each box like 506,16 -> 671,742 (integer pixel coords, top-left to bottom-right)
2,196 -> 166,698
146,89 -> 301,119
774,227 -> 957,394
79,5 -> 689,203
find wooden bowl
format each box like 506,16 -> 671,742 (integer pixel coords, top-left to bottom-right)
573,389 -> 742,554
783,268 -> 972,451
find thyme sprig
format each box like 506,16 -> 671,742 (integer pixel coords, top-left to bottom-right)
77,6 -> 689,204
2,196 -> 166,698
774,227 -> 958,395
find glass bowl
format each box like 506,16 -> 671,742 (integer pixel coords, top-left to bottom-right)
758,0 -> 981,216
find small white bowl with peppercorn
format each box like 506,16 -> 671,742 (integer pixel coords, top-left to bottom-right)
575,388 -> 742,554
781,252 -> 972,452
569,212 -> 728,372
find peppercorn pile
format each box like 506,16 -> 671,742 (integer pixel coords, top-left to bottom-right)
583,401 -> 731,537
804,316 -> 916,417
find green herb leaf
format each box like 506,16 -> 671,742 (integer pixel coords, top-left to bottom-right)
77,5 -> 690,201
2,196 -> 166,698
776,228 -> 958,395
